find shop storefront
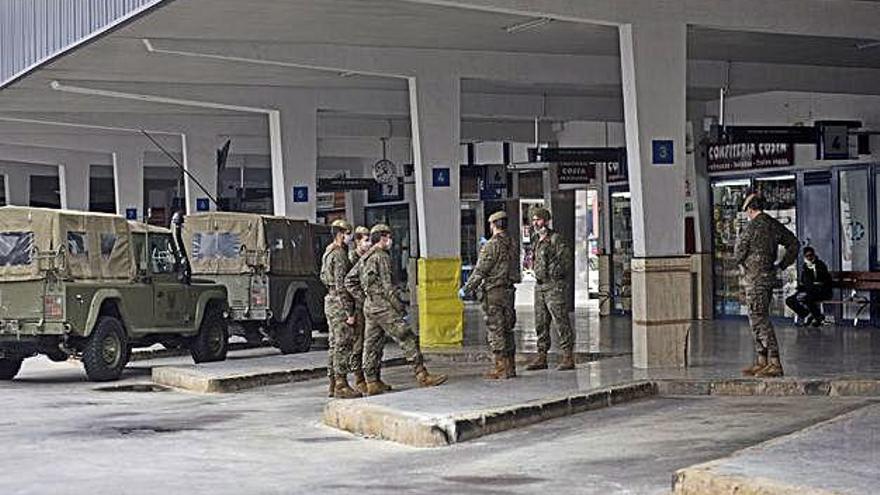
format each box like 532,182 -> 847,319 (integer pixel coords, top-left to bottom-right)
708,138 -> 879,324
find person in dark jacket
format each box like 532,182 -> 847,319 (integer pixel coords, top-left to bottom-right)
785,247 -> 832,327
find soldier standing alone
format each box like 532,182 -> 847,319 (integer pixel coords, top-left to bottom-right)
735,193 -> 799,378
320,219 -> 360,399
351,223 -> 447,395
459,210 -> 517,379
524,206 -> 576,371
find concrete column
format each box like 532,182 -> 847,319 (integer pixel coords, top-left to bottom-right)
4,168 -> 29,206
182,132 -> 219,214
58,156 -> 91,211
270,94 -> 318,221
620,21 -> 691,368
408,72 -> 463,348
112,148 -> 144,218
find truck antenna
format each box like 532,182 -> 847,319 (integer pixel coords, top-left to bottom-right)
140,129 -> 221,210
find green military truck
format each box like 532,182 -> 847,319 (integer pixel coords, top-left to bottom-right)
0,207 -> 230,382
182,212 -> 328,354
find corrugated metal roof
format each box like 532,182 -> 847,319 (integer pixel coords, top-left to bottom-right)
0,0 -> 159,86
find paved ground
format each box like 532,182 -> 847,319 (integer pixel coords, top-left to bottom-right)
1,356 -> 874,495
3,311 -> 879,494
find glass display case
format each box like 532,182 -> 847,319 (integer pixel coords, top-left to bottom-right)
711,175 -> 797,317
610,190 -> 633,313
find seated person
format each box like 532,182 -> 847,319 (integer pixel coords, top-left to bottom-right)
785,247 -> 832,327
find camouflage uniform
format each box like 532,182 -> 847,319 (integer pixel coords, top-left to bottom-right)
347,247 -> 370,374
354,246 -> 424,381
463,230 -> 515,353
532,227 -> 574,353
321,243 -> 356,376
735,212 -> 799,358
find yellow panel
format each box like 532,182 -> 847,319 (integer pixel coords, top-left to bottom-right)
417,257 -> 464,349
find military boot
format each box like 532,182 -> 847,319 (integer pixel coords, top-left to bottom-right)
741,354 -> 768,377
506,351 -> 517,378
415,364 -> 448,387
333,376 -> 362,399
556,349 -> 575,371
483,353 -> 507,380
353,370 -> 368,395
375,370 -> 393,392
365,380 -> 387,396
327,375 -> 336,398
524,351 -> 548,371
754,357 -> 784,378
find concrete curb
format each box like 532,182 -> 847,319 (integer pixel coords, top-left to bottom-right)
672,465 -> 840,495
423,349 -> 628,364
656,378 -> 880,397
152,357 -> 407,393
322,381 -> 658,447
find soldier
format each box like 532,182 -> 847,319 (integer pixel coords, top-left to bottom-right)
735,193 -> 799,378
459,210 -> 517,379
524,206 -> 576,371
352,223 -> 447,395
347,226 -> 372,394
320,218 -> 360,399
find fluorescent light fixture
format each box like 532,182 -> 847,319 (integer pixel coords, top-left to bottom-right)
754,175 -> 796,182
503,17 -> 553,34
713,179 -> 751,188
338,71 -> 357,78
856,40 -> 880,50
611,191 -> 631,199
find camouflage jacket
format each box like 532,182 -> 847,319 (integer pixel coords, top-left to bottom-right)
320,243 -> 355,317
531,229 -> 571,285
464,231 -> 512,295
734,212 -> 799,287
357,247 -> 405,315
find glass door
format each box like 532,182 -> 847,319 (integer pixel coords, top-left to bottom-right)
609,188 -> 632,313
839,168 -> 871,321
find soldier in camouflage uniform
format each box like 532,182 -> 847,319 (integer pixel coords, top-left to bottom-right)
320,219 -> 360,399
347,223 -> 447,395
460,210 -> 517,379
735,193 -> 799,378
347,226 -> 372,394
524,206 -> 576,371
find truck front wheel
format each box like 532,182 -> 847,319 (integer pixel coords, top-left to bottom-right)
274,304 -> 312,354
0,356 -> 24,380
83,316 -> 131,382
190,303 -> 228,363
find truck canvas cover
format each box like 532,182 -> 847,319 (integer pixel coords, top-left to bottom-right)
0,206 -> 134,281
184,212 -> 313,276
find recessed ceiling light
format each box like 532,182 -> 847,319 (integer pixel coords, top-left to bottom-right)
503,17 -> 553,34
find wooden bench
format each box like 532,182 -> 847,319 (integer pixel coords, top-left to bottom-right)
826,271 -> 880,326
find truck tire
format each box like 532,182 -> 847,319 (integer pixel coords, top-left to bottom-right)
0,356 -> 24,380
275,304 -> 312,354
190,303 -> 228,363
83,316 -> 131,382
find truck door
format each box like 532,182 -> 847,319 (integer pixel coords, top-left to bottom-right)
148,233 -> 192,328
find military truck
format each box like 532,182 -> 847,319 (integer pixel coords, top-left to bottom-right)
182,212 -> 327,354
0,207 -> 230,382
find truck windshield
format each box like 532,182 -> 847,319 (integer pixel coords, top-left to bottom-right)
0,231 -> 33,266
192,232 -> 241,260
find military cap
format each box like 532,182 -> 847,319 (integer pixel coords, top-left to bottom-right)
370,223 -> 392,235
330,218 -> 352,231
741,193 -> 764,212
354,225 -> 370,236
488,210 -> 507,223
529,206 -> 551,221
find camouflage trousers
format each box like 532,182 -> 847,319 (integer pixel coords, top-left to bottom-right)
362,308 -> 423,381
534,281 -> 573,353
325,295 -> 356,376
746,285 -> 780,358
482,287 -> 516,353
